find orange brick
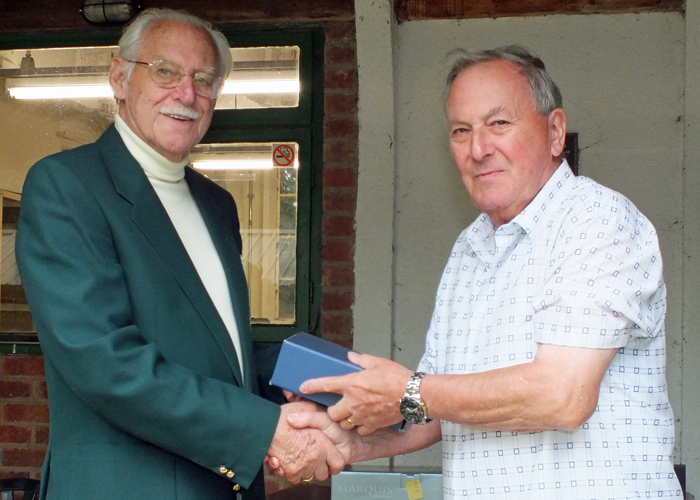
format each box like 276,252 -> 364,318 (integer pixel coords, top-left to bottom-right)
320,323 -> 353,347
2,357 -> 45,377
323,215 -> 355,237
326,45 -> 356,66
1,448 -> 46,468
0,381 -> 31,399
325,93 -> 357,115
322,264 -> 355,288
323,140 -> 358,164
322,292 -> 354,311
325,69 -> 358,90
0,425 -> 31,444
35,426 -> 49,445
324,117 -> 358,138
323,168 -> 356,188
322,240 -> 354,262
4,404 -> 50,424
323,190 -> 356,212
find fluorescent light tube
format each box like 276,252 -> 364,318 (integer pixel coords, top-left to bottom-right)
6,79 -> 300,100
222,79 -> 300,95
192,160 -> 274,170
7,85 -> 114,100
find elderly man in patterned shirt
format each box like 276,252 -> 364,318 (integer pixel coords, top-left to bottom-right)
279,45 -> 682,499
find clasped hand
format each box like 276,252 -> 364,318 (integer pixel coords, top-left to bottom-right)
266,401 -> 354,484
300,352 -> 411,435
266,353 -> 412,483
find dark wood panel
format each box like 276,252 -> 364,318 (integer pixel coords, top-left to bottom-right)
395,0 -> 683,21
2,285 -> 28,305
0,0 -> 354,33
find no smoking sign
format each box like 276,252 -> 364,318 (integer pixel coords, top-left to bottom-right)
272,144 -> 295,167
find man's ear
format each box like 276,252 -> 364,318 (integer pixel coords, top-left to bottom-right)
109,56 -> 128,101
548,108 -> 567,157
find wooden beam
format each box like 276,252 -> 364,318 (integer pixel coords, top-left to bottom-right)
0,0 -> 355,33
395,0 -> 683,22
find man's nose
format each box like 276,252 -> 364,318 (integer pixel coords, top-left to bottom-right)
471,127 -> 494,161
174,75 -> 197,104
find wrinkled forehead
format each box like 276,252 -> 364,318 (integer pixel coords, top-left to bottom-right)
139,19 -> 219,68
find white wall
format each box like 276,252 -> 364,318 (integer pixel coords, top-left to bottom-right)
682,0 -> 700,493
355,4 -> 698,490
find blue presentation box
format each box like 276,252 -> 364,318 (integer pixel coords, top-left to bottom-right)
270,332 -> 405,430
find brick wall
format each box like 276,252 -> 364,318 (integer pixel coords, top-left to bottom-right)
0,17 -> 359,489
320,20 -> 358,350
0,355 -> 48,480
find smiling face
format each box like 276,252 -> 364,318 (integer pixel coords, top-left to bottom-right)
109,20 -> 219,162
446,59 -> 566,226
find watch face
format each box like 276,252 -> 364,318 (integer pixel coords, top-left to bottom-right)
400,398 -> 426,424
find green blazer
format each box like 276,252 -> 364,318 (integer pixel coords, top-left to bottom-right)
16,125 -> 281,500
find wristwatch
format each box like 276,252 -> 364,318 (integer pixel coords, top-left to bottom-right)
399,372 -> 431,425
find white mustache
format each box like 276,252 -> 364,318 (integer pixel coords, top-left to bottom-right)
160,105 -> 201,120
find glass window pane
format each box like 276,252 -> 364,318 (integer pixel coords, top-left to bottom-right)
191,142 -> 299,325
0,46 -> 117,193
216,46 -> 300,110
0,44 -> 301,190
0,44 -> 303,338
0,192 -> 33,337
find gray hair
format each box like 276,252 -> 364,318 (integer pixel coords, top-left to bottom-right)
445,45 -> 562,115
118,8 -> 232,81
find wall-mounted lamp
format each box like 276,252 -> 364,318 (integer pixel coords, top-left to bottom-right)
81,0 -> 141,25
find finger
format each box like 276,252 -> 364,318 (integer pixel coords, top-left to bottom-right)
324,441 -> 347,475
339,417 -> 357,430
290,462 -> 321,486
266,456 -> 281,469
287,410 -> 331,430
283,390 -> 302,402
312,462 -> 330,482
299,374 -> 347,396
346,351 -> 381,369
288,411 -> 348,440
326,402 -> 351,422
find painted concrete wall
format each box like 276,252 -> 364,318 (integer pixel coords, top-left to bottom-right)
355,3 -> 698,492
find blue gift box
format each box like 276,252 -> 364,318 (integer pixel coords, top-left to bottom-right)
270,332 -> 405,430
270,331 -> 361,407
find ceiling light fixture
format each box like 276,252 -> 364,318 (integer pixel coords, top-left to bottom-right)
81,0 -> 141,25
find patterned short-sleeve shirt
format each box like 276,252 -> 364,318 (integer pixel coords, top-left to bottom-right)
418,162 -> 680,499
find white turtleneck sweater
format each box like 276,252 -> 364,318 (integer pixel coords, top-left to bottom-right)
114,115 -> 244,379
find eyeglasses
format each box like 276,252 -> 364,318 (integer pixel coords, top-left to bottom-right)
127,59 -> 223,98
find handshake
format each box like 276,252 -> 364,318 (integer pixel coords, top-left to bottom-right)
263,351 -> 416,484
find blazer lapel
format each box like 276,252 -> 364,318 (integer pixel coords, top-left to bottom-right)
96,126 -> 244,386
185,167 -> 257,392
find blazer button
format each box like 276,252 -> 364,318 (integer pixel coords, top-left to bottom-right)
233,484 -> 241,491
219,466 -> 229,475
226,471 -> 235,479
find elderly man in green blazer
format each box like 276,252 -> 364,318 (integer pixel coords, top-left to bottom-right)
16,8 -> 343,500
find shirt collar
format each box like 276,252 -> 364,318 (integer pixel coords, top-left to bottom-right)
510,160 -> 575,242
114,114 -> 188,183
464,160 -> 574,258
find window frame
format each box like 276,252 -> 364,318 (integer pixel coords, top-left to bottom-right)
0,24 -> 324,352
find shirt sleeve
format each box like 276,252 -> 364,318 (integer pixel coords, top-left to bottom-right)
532,197 -> 665,350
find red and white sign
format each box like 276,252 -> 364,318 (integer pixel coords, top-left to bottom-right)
272,144 -> 295,167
